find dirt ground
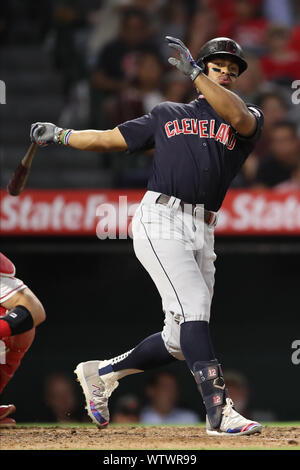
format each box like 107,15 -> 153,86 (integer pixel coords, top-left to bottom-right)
0,425 -> 300,450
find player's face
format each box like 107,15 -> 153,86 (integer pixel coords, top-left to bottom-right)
206,57 -> 240,89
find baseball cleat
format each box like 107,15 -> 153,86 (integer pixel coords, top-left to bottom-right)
206,398 -> 262,436
0,404 -> 16,420
74,360 -> 119,428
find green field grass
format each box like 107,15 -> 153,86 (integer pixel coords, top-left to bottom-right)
16,421 -> 300,428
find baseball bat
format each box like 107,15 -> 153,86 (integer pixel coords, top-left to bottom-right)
7,142 -> 38,196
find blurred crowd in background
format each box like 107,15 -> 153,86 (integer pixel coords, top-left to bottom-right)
1,1 -> 295,424
1,0 -> 300,190
42,369 -> 276,424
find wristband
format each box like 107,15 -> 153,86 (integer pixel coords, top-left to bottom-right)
190,59 -> 205,81
59,129 -> 73,146
64,130 -> 73,146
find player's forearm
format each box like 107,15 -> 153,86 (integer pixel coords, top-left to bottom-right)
30,123 -> 128,151
62,128 -> 127,152
65,130 -> 108,151
194,73 -> 250,128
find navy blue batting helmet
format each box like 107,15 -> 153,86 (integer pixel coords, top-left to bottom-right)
196,37 -> 248,75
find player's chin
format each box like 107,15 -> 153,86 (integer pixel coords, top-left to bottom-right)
219,81 -> 233,90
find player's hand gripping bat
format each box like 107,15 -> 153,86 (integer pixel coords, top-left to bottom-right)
7,125 -> 45,196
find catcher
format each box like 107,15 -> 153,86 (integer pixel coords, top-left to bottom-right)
0,252 -> 45,427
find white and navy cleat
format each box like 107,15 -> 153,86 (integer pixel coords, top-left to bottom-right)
74,360 -> 119,428
206,398 -> 262,436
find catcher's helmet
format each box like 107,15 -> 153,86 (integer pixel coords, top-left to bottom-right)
196,37 -> 248,75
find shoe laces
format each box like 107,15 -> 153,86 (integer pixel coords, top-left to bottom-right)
222,398 -> 234,416
93,378 -> 118,405
103,380 -> 119,399
222,398 -> 243,424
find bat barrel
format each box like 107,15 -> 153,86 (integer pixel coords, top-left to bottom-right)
7,142 -> 38,196
7,163 -> 29,196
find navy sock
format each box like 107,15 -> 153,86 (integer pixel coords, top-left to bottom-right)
180,320 -> 215,370
110,332 -> 177,372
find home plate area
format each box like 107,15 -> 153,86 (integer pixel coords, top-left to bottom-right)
1,424 -> 299,450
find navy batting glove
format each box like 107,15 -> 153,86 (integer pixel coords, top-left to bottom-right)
30,122 -> 63,147
166,36 -> 204,81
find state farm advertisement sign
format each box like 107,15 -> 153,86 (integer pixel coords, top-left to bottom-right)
1,189 -> 300,236
216,190 -> 300,235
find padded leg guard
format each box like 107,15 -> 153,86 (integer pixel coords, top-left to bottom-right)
0,328 -> 35,394
193,359 -> 227,429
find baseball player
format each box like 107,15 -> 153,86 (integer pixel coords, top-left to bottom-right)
30,36 -> 264,436
0,252 -> 46,427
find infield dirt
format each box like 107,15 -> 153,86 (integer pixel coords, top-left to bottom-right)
1,425 -> 300,450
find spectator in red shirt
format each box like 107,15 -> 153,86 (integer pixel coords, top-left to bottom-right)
205,0 -> 236,24
217,0 -> 268,53
260,25 -> 300,86
288,25 -> 300,57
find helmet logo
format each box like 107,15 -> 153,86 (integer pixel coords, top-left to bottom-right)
226,41 -> 237,53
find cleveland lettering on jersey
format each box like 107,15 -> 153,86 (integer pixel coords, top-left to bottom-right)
164,119 -> 236,150
118,98 -> 264,211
